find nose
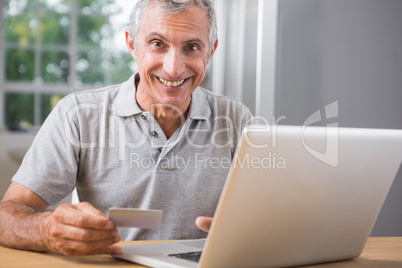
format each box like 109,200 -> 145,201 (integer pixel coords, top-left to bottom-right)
163,49 -> 185,79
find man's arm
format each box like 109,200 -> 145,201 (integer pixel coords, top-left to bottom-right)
0,182 -> 122,256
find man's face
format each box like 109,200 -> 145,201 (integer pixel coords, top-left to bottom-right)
126,4 -> 217,112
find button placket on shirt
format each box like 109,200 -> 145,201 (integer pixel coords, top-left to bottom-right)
141,113 -> 169,166
140,113 -> 193,171
138,112 -> 164,160
150,130 -> 164,158
157,119 -> 193,171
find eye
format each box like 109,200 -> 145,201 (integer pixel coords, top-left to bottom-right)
151,40 -> 164,48
186,44 -> 200,52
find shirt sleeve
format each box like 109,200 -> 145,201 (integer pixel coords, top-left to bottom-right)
12,97 -> 80,205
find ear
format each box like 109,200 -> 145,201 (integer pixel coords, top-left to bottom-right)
125,29 -> 138,60
208,38 -> 219,61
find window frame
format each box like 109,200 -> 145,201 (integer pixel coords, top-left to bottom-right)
0,0 -> 129,129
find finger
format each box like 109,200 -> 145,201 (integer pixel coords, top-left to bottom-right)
53,204 -> 114,230
48,221 -> 120,242
77,202 -> 115,229
68,236 -> 121,255
195,216 -> 213,232
71,227 -> 120,242
76,202 -> 106,217
76,202 -> 115,229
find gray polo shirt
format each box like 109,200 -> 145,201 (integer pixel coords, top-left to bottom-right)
12,74 -> 252,241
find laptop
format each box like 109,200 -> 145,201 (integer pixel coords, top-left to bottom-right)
115,125 -> 402,268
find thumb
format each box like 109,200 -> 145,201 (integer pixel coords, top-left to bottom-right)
75,202 -> 114,229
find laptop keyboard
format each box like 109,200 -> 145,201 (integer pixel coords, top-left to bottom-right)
168,251 -> 203,262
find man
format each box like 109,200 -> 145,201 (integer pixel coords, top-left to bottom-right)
0,0 -> 251,256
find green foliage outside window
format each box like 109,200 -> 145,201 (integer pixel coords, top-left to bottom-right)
41,93 -> 67,124
3,0 -> 136,130
5,93 -> 35,131
110,52 -> 137,85
6,49 -> 35,81
78,15 -> 107,47
77,50 -> 104,85
41,51 -> 70,83
4,1 -> 37,45
40,11 -> 70,45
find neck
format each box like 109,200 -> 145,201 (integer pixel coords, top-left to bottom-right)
152,105 -> 189,138
135,79 -> 191,138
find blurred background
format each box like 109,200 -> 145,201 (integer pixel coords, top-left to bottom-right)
1,0 -> 134,130
1,0 -> 402,235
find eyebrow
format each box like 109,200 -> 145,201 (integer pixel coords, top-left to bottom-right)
145,32 -> 207,48
146,32 -> 168,42
185,38 -> 207,47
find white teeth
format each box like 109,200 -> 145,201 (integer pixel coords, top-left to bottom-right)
159,78 -> 185,87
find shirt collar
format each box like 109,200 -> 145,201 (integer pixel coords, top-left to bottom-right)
188,87 -> 211,120
115,73 -> 142,117
115,73 -> 211,120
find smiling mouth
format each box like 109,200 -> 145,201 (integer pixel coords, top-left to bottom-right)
158,77 -> 186,87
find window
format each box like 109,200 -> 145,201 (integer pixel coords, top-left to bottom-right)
1,0 -> 136,130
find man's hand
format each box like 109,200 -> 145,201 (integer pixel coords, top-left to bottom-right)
195,216 -> 213,232
42,202 -> 122,256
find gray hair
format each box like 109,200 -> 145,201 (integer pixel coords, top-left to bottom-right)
129,0 -> 217,55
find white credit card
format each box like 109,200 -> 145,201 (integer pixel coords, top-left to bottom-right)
108,208 -> 163,229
